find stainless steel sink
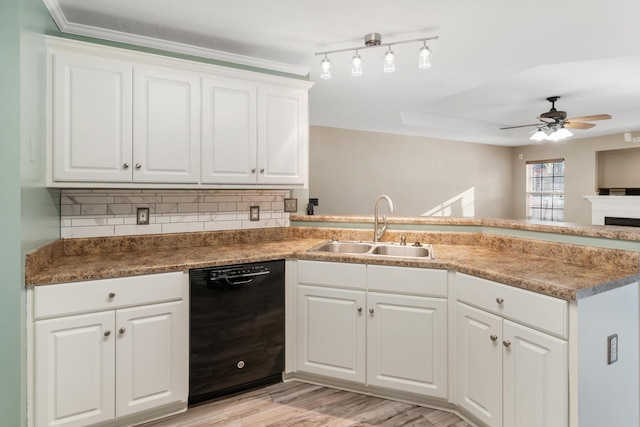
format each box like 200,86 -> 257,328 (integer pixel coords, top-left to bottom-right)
309,241 -> 373,254
308,240 -> 435,259
371,244 -> 433,258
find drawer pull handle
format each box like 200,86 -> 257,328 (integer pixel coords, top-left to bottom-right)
503,340 -> 512,348
369,308 -> 375,315
490,334 -> 498,342
104,330 -> 111,337
357,307 -> 363,313
108,292 -> 116,299
123,162 -> 129,169
135,162 -> 142,169
119,327 -> 126,334
251,168 -> 257,173
496,297 -> 504,305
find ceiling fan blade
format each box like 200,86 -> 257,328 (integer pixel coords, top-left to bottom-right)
565,121 -> 595,129
499,123 -> 543,130
567,114 -> 611,122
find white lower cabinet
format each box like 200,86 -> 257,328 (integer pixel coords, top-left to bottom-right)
455,273 -> 568,427
35,311 -> 116,427
32,272 -> 188,427
296,285 -> 366,382
367,292 -> 448,398
295,261 -> 448,400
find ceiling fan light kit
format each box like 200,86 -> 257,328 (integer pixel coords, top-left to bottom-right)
500,96 -> 612,142
315,32 -> 439,78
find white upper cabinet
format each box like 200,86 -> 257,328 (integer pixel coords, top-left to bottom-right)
46,37 -> 313,188
201,78 -> 257,184
133,67 -> 200,183
51,51 -> 133,182
257,85 -> 308,185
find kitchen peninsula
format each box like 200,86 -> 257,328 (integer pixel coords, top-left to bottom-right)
25,216 -> 640,427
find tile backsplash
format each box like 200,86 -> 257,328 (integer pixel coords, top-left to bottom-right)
60,189 -> 291,238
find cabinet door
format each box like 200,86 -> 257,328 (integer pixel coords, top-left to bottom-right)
257,85 -> 308,185
367,292 -> 448,398
115,300 -> 187,417
296,285 -> 365,382
455,302 -> 503,427
133,67 -> 200,183
35,311 -> 115,427
502,320 -> 568,427
52,52 -> 133,182
201,78 -> 257,184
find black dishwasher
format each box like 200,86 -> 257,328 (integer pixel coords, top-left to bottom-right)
189,260 -> 285,404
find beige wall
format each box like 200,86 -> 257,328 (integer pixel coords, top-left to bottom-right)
512,133 -> 640,225
309,126 -> 513,217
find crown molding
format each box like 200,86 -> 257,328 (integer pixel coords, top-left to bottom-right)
42,0 -> 310,77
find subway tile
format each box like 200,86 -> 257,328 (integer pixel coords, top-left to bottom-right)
162,222 -> 204,233
62,225 -> 115,238
81,204 -> 108,215
115,224 -> 163,236
108,204 -> 133,215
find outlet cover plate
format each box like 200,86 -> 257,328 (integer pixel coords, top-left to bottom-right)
284,198 -> 297,213
136,207 -> 150,225
250,206 -> 260,221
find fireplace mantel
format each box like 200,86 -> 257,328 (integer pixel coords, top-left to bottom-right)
584,195 -> 640,225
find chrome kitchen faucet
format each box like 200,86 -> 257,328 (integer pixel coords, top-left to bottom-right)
373,195 -> 395,242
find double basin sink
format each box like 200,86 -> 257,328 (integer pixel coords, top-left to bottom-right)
308,240 -> 435,259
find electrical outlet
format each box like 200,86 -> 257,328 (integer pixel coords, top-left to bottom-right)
136,207 -> 150,225
607,334 -> 618,364
249,206 -> 260,221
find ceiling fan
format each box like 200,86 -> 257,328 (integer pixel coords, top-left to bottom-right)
500,96 -> 612,140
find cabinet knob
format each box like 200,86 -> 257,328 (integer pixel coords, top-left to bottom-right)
503,340 -> 512,348
490,334 -> 498,342
251,168 -> 257,173
104,330 -> 111,337
260,168 -> 265,174
369,308 -> 374,315
357,307 -> 363,313
123,162 -> 129,169
135,163 -> 142,169
496,297 -> 504,305
108,292 -> 116,299
119,327 -> 126,334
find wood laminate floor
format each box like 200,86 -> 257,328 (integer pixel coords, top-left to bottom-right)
139,381 -> 473,427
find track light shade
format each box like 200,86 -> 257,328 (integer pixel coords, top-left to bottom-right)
383,49 -> 395,73
351,53 -> 363,76
320,57 -> 332,79
418,45 -> 431,69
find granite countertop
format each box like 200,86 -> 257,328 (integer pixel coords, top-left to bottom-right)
25,224 -> 640,301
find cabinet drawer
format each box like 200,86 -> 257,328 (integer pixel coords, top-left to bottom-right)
34,272 -> 186,319
456,273 -> 567,338
367,265 -> 447,297
297,260 -> 366,290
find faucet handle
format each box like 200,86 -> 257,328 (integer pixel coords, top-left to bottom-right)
400,236 -> 407,245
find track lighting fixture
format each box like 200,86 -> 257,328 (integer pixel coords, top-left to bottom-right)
320,55 -> 331,79
351,51 -> 363,76
383,48 -> 395,73
418,42 -> 432,69
315,33 -> 438,79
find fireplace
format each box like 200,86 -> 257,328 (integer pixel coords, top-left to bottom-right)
584,195 -> 640,226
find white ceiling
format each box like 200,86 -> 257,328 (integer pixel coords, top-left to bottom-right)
45,0 -> 640,146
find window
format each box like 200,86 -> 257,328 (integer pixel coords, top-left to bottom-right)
526,159 -> 565,222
